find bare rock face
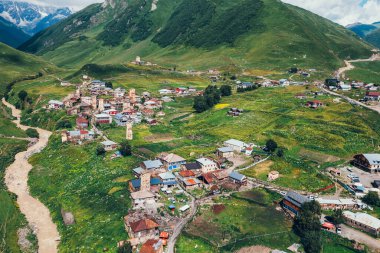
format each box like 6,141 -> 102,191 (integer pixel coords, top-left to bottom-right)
102,0 -> 116,8
17,226 -> 37,253
61,209 -> 75,226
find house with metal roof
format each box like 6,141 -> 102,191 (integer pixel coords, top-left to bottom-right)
101,140 -> 118,151
141,160 -> 163,170
229,171 -> 247,185
196,158 -> 218,173
281,191 -> 310,216
158,172 -> 177,186
223,139 -> 247,152
353,154 -> 380,173
343,211 -> 380,236
129,178 -> 163,191
217,147 -> 234,158
158,153 -> 186,171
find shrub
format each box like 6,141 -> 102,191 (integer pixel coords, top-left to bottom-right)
96,146 -> 106,156
266,139 -> 278,153
119,140 -> 132,157
25,128 -> 39,138
362,191 -> 380,206
220,85 -> 232,96
56,120 -> 72,129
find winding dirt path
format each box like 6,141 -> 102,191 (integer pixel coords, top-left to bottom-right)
336,53 -> 380,79
2,98 -> 60,253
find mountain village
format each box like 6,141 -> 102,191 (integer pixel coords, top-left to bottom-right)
2,1 -> 380,253
36,68 -> 380,253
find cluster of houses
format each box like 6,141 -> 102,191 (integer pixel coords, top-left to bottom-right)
158,87 -> 200,97
325,79 -> 380,103
122,138 -> 254,251
49,77 -> 172,144
281,191 -> 380,236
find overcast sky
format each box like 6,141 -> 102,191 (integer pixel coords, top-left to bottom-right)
8,0 -> 380,26
283,0 -> 380,25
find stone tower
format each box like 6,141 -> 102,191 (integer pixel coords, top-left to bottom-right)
98,98 -> 104,112
126,122 -> 133,140
129,89 -> 136,104
140,171 -> 151,192
123,102 -> 130,111
91,96 -> 97,110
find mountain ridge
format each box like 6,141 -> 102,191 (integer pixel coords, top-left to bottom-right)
0,1 -> 72,36
19,0 -> 373,71
347,21 -> 380,48
0,16 -> 30,47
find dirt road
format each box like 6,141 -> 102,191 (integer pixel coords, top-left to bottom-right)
341,224 -> 380,252
336,53 -> 380,79
2,98 -> 60,253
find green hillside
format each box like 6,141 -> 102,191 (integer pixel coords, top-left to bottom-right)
0,17 -> 30,48
0,42 -> 56,97
365,28 -> 380,48
20,0 -> 372,71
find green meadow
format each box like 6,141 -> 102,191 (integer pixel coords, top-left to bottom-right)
346,61 -> 380,84
28,135 -> 139,252
177,189 -> 364,253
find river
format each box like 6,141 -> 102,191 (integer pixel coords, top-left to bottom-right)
2,98 -> 60,253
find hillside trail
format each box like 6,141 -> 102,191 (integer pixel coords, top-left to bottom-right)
336,53 -> 380,79
1,98 -> 60,253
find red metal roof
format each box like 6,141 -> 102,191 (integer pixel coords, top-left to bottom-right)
179,170 -> 195,177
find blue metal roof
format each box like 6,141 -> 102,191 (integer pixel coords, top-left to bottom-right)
130,178 -> 163,188
229,171 -> 246,181
163,181 -> 177,186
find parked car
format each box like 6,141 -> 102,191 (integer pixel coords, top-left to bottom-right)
336,226 -> 342,235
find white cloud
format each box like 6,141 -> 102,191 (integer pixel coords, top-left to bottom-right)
9,0 -> 103,11
282,0 -> 380,25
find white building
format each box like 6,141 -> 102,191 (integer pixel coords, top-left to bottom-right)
196,158 -> 218,173
223,139 -> 247,152
343,211 -> 380,236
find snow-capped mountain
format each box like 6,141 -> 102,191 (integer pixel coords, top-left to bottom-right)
0,1 -> 72,35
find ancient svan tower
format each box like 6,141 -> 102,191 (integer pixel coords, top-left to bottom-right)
126,123 -> 133,140
129,89 -> 136,103
122,102 -> 130,111
61,132 -> 68,143
91,96 -> 97,110
98,98 -> 104,112
140,171 -> 151,192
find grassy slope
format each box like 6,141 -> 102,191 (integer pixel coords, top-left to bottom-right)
0,43 -> 56,96
346,61 -> 380,83
23,0 -> 372,72
107,85 -> 380,191
28,136 -> 139,252
177,190 -> 363,253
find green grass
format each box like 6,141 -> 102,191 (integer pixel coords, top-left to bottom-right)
0,42 -> 56,97
28,135 -> 140,252
0,137 -> 29,253
21,0 -> 372,72
176,233 -> 215,253
346,61 -> 380,83
0,101 -> 27,138
182,193 -> 297,252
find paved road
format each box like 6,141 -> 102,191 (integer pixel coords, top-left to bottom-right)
166,187 -> 197,253
2,98 -> 60,253
322,88 -> 380,114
